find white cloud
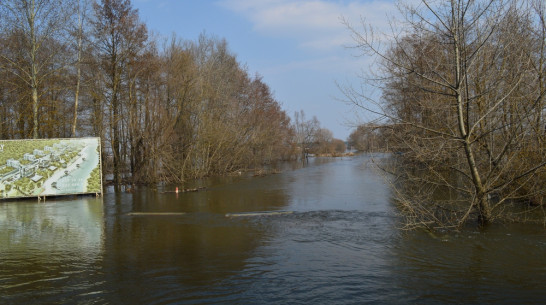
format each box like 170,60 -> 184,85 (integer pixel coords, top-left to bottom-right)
217,0 -> 398,51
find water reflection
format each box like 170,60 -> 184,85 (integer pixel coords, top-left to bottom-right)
96,177 -> 293,304
0,198 -> 103,251
285,154 -> 392,212
390,224 -> 546,304
0,198 -> 104,304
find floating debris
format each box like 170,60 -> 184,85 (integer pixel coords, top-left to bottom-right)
162,187 -> 206,193
126,212 -> 186,216
225,210 -> 294,217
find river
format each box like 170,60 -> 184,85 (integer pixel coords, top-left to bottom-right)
1,154 -> 546,304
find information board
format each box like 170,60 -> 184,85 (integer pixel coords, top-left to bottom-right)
0,138 -> 102,199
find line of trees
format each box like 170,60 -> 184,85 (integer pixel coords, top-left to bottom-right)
348,123 -> 389,152
293,110 -> 346,160
0,0 -> 343,186
344,0 -> 546,227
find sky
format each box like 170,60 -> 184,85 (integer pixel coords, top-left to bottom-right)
132,0 -> 399,140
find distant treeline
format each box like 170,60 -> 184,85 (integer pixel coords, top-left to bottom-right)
0,0 -> 345,185
348,124 -> 389,153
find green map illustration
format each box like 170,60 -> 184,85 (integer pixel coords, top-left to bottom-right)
0,138 -> 102,199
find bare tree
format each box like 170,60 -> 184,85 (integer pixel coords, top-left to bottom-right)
70,0 -> 90,137
348,124 -> 388,152
0,0 -> 72,138
343,0 -> 546,227
294,110 -> 320,162
91,0 -> 147,187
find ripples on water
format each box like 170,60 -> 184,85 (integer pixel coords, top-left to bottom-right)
1,154 -> 546,304
226,210 -> 398,304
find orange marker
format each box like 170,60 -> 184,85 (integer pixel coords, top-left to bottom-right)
175,187 -> 179,193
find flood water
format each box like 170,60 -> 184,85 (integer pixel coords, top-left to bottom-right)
1,154 -> 546,304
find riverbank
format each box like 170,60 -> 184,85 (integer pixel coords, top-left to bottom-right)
312,152 -> 356,157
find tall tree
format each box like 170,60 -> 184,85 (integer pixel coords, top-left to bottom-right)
70,0 -> 90,137
294,110 -> 319,162
0,0 -> 72,138
343,0 -> 546,227
91,0 -> 147,186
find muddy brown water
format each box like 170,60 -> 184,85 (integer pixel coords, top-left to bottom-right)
1,154 -> 546,304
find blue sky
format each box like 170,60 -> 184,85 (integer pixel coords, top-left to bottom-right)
132,0 -> 398,140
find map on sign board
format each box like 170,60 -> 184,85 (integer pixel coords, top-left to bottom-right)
0,138 -> 102,199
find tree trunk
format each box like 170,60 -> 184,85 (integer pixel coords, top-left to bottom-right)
31,85 -> 38,139
112,93 -> 120,188
453,15 -> 491,225
29,0 -> 39,139
71,1 -> 84,137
